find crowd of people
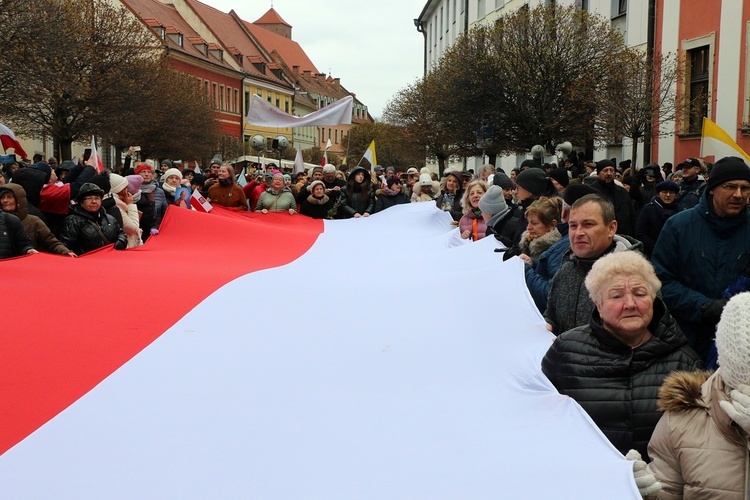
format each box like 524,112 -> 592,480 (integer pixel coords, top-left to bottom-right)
2,148 -> 750,497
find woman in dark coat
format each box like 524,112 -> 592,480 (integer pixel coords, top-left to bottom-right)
300,180 -> 335,219
635,180 -> 680,257
374,175 -> 409,213
340,166 -> 374,218
61,183 -> 127,254
542,251 -> 702,459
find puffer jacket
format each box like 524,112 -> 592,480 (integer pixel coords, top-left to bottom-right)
0,211 -> 33,258
544,234 -> 643,335
458,209 -> 487,241
646,370 -> 748,499
61,204 -> 127,254
0,183 -> 71,255
373,189 -> 409,213
542,298 -> 703,459
524,223 -> 569,313
340,185 -> 375,217
652,191 -> 750,361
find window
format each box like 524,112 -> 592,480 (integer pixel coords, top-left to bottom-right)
687,45 -> 710,134
245,91 -> 250,116
285,100 -> 289,113
496,0 -> 505,8
335,129 -> 338,144
618,0 -> 627,15
275,98 -> 280,108
204,80 -> 209,97
219,85 -> 224,110
212,83 -> 217,108
235,89 -> 239,113
478,0 -> 485,18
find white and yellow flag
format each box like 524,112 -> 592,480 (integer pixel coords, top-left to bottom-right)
362,140 -> 377,172
700,117 -> 750,163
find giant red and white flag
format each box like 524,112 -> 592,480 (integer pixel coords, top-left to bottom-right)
0,122 -> 28,159
0,204 -> 640,498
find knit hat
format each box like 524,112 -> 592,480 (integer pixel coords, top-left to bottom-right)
135,163 -> 153,175
322,165 -> 336,174
655,180 -> 679,193
126,175 -> 143,194
478,185 -> 510,217
310,166 -> 323,175
406,167 -> 419,176
29,161 -> 52,184
418,173 -> 433,187
706,156 -> 750,192
76,182 -> 105,202
515,168 -> 555,197
210,154 -> 222,167
716,292 -> 750,389
562,184 -> 599,206
548,167 -> 570,188
162,168 -> 183,182
595,159 -> 615,173
109,173 -> 128,194
492,171 -> 514,190
160,159 -> 173,169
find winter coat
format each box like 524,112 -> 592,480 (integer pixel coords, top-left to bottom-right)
676,177 -> 706,211
487,209 -> 520,248
300,194 -> 335,219
507,227 -> 561,260
0,211 -> 33,258
590,179 -> 637,236
410,185 -> 439,203
652,191 -> 750,361
458,210 -> 487,241
208,182 -> 247,210
542,298 -> 703,458
435,190 -> 463,221
646,370 -> 748,499
374,189 -> 409,213
255,189 -> 297,212
340,185 -> 375,217
113,196 -> 142,248
142,180 -> 168,226
524,223 -> 570,313
61,204 -> 127,254
0,184 -> 71,255
135,192 -> 157,243
635,196 -> 680,257
544,234 -> 643,335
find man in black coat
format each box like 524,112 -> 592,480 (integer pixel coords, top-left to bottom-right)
590,159 -> 636,236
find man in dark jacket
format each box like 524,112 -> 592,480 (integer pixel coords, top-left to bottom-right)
0,210 -> 36,259
675,157 -> 706,211
544,193 -> 643,335
590,159 -> 636,236
652,156 -> 750,362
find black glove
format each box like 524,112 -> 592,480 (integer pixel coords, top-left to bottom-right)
701,298 -> 728,324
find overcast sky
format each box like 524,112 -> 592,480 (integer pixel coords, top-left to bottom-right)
202,0 -> 426,120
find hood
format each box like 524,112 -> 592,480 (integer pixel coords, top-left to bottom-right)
0,183 -> 28,219
657,369 -> 711,412
347,166 -> 371,185
696,189 -> 749,238
11,168 -> 45,207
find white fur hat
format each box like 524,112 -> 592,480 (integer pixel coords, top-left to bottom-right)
716,292 -> 750,389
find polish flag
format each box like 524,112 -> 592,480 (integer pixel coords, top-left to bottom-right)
0,204 -> 638,498
90,136 -> 105,173
0,123 -> 28,159
190,189 -> 212,212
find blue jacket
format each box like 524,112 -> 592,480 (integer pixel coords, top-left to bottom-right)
524,223 -> 569,313
651,191 -> 750,359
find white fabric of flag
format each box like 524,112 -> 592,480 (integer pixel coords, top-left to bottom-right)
248,95 -> 353,127
293,148 -> 305,174
362,140 -> 377,171
0,203 -> 640,499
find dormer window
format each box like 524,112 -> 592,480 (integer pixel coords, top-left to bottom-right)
167,32 -> 183,47
208,47 -> 223,62
252,62 -> 266,74
155,26 -> 165,39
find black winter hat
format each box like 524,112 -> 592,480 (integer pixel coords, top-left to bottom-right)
515,168 -> 556,197
562,184 -> 599,206
520,159 -> 537,169
595,159 -> 615,173
548,167 -> 569,188
76,182 -> 105,202
706,156 -> 750,192
493,171 -> 514,190
29,161 -> 52,184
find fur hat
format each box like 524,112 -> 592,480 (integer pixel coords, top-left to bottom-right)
308,180 -> 325,192
478,185 -> 510,217
655,180 -> 679,193
322,165 -> 336,174
109,173 -> 128,194
418,173 -> 433,187
76,182 -> 105,202
548,167 -> 570,188
406,167 -> 419,175
515,168 -> 555,197
716,292 -> 750,389
135,163 -> 153,175
492,171 -> 514,190
706,156 -> 750,192
126,175 -> 143,194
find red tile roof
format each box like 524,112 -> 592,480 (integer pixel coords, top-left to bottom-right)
242,19 -> 318,74
253,7 -> 291,28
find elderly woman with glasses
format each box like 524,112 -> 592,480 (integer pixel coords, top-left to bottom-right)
61,183 -> 127,254
542,251 -> 702,460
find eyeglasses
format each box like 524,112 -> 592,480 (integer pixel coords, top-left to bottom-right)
720,183 -> 750,195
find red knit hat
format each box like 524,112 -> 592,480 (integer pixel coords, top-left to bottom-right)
135,163 -> 153,175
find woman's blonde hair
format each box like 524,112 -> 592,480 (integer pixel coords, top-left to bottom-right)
584,251 -> 661,305
460,179 -> 488,212
525,197 -> 560,227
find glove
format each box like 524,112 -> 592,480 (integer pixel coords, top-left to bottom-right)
626,449 -> 662,497
719,384 -> 750,435
150,228 -> 159,236
701,298 -> 728,324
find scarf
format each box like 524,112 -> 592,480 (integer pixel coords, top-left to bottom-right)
306,194 -> 330,205
382,187 -> 401,196
140,182 -> 156,194
132,191 -> 141,203
218,178 -> 232,187
162,182 -> 176,195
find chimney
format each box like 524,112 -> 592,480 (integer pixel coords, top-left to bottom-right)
333,77 -> 340,89
303,70 -> 311,78
293,65 -> 299,75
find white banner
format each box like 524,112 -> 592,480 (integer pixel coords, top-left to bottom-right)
247,94 -> 353,127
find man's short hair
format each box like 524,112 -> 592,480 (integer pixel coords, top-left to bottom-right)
570,193 -> 615,225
